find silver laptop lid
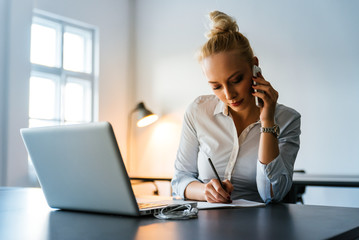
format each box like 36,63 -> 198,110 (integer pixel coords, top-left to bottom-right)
20,122 -> 141,216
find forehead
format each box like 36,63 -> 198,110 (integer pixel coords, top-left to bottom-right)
202,51 -> 250,80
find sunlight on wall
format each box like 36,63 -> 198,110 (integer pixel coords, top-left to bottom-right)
132,114 -> 182,178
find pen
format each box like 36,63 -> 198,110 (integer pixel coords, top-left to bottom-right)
208,158 -> 226,190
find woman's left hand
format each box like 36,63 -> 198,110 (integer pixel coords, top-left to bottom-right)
252,72 -> 278,125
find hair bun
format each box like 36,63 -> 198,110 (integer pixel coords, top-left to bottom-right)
207,11 -> 239,39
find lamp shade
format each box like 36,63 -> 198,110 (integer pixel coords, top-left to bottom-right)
134,102 -> 158,127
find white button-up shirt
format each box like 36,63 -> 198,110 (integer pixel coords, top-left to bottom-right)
171,95 -> 301,203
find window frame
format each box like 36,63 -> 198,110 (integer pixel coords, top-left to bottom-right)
30,10 -> 98,125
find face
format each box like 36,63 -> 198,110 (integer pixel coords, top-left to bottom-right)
202,51 -> 256,113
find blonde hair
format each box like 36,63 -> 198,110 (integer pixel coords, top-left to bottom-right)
198,11 -> 254,64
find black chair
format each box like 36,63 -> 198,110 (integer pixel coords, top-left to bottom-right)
282,170 -> 306,204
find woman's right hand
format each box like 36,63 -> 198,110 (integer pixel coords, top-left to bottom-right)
204,179 -> 233,203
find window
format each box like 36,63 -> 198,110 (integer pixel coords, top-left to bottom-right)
29,12 -> 97,128
28,12 -> 97,183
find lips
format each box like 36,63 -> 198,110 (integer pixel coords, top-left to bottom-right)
230,99 -> 243,107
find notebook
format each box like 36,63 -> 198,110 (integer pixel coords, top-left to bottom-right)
20,122 -> 193,216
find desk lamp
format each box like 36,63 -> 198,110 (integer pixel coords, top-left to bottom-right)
134,102 -> 158,127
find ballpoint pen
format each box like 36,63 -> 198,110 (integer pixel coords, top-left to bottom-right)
208,158 -> 226,190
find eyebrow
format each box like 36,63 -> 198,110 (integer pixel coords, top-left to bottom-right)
208,71 -> 242,84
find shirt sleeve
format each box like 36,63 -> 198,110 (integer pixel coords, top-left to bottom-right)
171,104 -> 201,198
256,109 -> 301,203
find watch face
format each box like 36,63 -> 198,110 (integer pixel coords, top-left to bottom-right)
274,125 -> 279,134
274,124 -> 280,137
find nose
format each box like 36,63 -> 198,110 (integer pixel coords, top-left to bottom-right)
224,85 -> 237,100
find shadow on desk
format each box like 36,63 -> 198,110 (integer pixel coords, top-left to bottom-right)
49,210 -> 136,239
49,210 -> 150,240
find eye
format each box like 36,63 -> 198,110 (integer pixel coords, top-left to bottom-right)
232,75 -> 243,84
212,85 -> 221,90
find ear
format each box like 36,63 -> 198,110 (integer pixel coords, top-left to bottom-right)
252,57 -> 259,66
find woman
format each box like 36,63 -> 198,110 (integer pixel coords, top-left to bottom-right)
171,11 -> 301,204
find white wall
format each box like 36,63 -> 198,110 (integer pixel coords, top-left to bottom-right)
0,0 -> 9,185
133,0 -> 359,206
0,0 -> 133,186
3,0 -> 33,186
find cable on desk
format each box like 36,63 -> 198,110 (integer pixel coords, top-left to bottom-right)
154,204 -> 198,220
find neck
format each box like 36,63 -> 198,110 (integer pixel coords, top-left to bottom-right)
229,103 -> 260,125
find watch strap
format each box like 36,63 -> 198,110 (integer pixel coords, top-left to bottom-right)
260,124 -> 280,138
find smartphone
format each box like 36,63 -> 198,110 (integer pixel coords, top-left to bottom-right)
252,65 -> 263,108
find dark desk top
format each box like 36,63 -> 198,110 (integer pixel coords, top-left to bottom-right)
1,187 -> 359,240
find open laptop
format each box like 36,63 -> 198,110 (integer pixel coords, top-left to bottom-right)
20,122 -> 193,216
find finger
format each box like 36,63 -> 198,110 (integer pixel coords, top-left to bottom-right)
252,91 -> 272,106
205,186 -> 227,203
252,76 -> 277,95
204,182 -> 220,202
206,180 -> 230,203
256,71 -> 270,84
254,85 -> 276,96
252,73 -> 264,80
206,194 -> 217,203
252,82 -> 272,92
252,85 -> 278,102
252,76 -> 270,85
210,179 -> 231,201
223,180 -> 234,195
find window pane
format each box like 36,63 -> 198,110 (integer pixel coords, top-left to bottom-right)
29,76 -> 58,119
30,19 -> 61,67
64,78 -> 92,122
63,27 -> 92,73
29,119 -> 60,128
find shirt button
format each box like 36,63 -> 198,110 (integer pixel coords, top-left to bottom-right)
268,174 -> 273,179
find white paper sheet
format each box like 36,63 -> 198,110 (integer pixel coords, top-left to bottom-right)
196,199 -> 265,210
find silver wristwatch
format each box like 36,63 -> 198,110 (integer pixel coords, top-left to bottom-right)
260,124 -> 280,138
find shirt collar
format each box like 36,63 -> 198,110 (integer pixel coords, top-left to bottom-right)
213,99 -> 261,125
213,99 -> 230,116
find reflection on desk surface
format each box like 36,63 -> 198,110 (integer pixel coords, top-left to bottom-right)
49,210 -> 141,240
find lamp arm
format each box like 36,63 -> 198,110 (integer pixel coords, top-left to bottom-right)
126,101 -> 157,175
126,105 -> 144,175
